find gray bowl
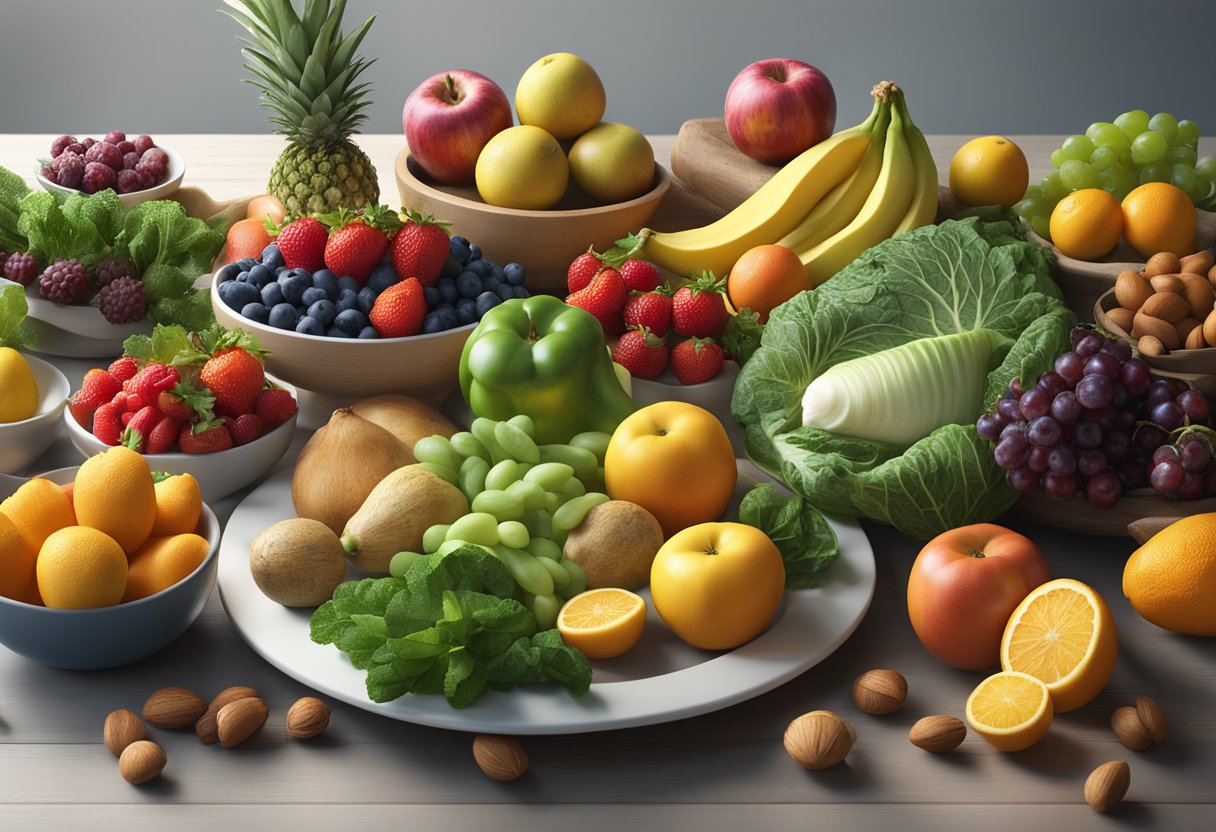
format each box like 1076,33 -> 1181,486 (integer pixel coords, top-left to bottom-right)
0,467 -> 220,669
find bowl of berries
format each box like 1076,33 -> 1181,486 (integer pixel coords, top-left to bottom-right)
62,326 -> 299,502
36,132 -> 185,209
209,207 -> 532,398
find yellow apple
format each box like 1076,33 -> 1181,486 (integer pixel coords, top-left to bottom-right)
474,125 -> 569,210
568,122 -> 655,203
515,52 -> 606,140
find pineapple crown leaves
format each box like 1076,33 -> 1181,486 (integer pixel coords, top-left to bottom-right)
318,204 -> 402,236
399,207 -> 452,234
682,270 -> 727,297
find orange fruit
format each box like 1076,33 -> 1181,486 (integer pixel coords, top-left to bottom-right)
948,136 -> 1029,209
0,511 -> 40,604
1122,512 -> 1216,635
0,477 -> 76,552
73,447 -> 156,555
123,533 -> 210,602
1121,182 -> 1198,258
965,670 -> 1053,752
1000,578 -> 1118,713
225,218 -> 274,261
556,588 -> 647,659
36,526 -> 128,609
245,194 -> 286,227
1049,189 -> 1123,260
151,473 -> 203,537
726,244 -> 809,323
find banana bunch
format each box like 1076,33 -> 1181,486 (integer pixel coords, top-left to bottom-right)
636,82 -> 938,286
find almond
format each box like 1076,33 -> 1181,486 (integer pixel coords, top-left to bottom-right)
1135,696 -> 1168,745
1111,706 -> 1153,750
908,715 -> 967,752
472,734 -> 529,781
143,687 -> 208,729
1205,306 -> 1216,347
216,697 -> 269,748
1209,263 -> 1216,289
1105,306 -> 1134,335
1186,324 -> 1208,350
1140,291 -> 1189,323
1179,249 -> 1214,275
1148,274 -> 1185,296
1133,313 -> 1181,349
1084,760 -> 1130,813
783,710 -> 855,770
1176,317 -> 1202,345
1115,271 -> 1154,311
118,740 -> 166,785
286,697 -> 331,740
1144,251 -> 1180,277
852,669 -> 907,715
103,709 -> 148,758
1180,274 -> 1216,320
196,685 -> 260,745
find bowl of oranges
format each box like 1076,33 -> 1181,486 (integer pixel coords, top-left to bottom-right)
0,448 -> 219,669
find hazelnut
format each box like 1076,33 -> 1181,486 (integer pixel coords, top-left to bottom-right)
472,734 -> 528,781
783,710 -> 855,770
852,669 -> 907,715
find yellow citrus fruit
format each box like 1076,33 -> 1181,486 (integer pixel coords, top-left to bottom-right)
1121,182 -> 1198,258
1122,513 -> 1216,636
123,533 -> 210,602
556,588 -> 647,659
948,136 -> 1030,209
0,347 -> 39,423
999,578 -> 1118,712
1049,189 -> 1124,260
151,473 -> 203,537
73,446 -> 156,554
36,526 -> 128,609
966,670 -> 1054,752
0,511 -> 40,604
0,477 -> 76,552
475,125 -> 569,210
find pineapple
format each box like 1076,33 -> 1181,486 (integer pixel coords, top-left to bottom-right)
223,0 -> 380,218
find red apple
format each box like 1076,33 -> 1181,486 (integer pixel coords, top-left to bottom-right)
403,70 -> 513,185
724,59 -> 836,165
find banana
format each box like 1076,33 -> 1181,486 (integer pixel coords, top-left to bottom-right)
637,98 -> 883,278
797,92 -> 917,287
893,97 -> 939,235
777,104 -> 891,252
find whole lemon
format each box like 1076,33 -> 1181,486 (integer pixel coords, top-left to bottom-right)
1049,189 -> 1123,260
949,136 -> 1029,209
515,53 -> 606,140
0,346 -> 39,423
37,526 -> 128,609
475,125 -> 569,210
568,122 -> 655,203
1123,512 -> 1216,636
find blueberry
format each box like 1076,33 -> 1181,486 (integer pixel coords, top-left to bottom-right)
484,277 -> 501,292
217,262 -> 240,283
334,308 -> 368,336
366,264 -> 400,294
312,269 -> 339,299
423,285 -> 440,308
307,299 -> 337,328
475,291 -> 501,318
279,270 -> 310,305
248,264 -> 274,289
268,302 -> 299,330
469,243 -> 482,261
301,286 -> 328,307
235,257 -> 258,271
326,325 -> 354,339
259,243 -> 284,270
494,283 -> 514,300
488,263 -> 506,282
434,305 -> 459,330
335,288 -> 359,314
421,312 -> 443,334
260,282 -> 285,307
450,235 -> 469,248
441,255 -> 463,279
357,326 -> 379,339
337,275 -> 360,295
357,286 -> 378,315
457,271 -> 482,299
235,270 -> 251,283
466,258 -> 491,278
240,302 -> 270,324
450,237 -> 472,263
504,263 -> 525,286
437,277 -> 459,305
512,285 -> 530,299
219,279 -> 260,312
455,298 -> 477,325
295,315 -> 325,336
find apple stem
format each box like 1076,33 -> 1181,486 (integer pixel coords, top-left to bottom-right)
966,547 -> 986,559
442,74 -> 462,105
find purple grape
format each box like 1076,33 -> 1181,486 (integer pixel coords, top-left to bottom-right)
1055,351 -> 1085,384
1008,377 -> 1025,399
997,397 -> 1022,422
1117,358 -> 1151,395
1008,466 -> 1041,493
1048,445 -> 1077,474
1084,405 -> 1118,430
1028,445 -> 1052,473
1169,379 -> 1190,396
1027,415 -> 1062,447
1146,379 -> 1175,406
1117,461 -> 1147,491
1059,422 -> 1076,444
1115,409 -> 1136,432
1069,328 -> 1089,349
1076,374 -> 1114,408
1084,352 -> 1121,379
1100,338 -> 1133,362
1177,472 -> 1205,501
1075,421 -> 1103,449
1019,388 -> 1052,420
1178,389 -> 1211,422
976,412 -> 1006,441
1179,436 -> 1212,473
1101,431 -> 1131,463
1076,333 -> 1104,357
1001,420 -> 1028,440
1078,449 -> 1109,478
1131,447 -> 1151,468
1051,391 -> 1081,424
994,434 -> 1030,470
1043,471 -> 1078,501
1037,371 -> 1067,397
1149,459 -> 1184,493
1152,444 -> 1180,465
1135,424 -> 1168,452
1086,471 -> 1123,508
1151,401 -> 1185,431
1111,382 -> 1131,411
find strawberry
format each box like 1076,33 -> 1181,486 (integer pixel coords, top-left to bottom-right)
121,412 -> 134,427
623,290 -> 672,336
672,271 -> 728,338
320,205 -> 401,285
156,382 -> 216,424
671,337 -> 725,385
146,415 -> 182,454
121,405 -> 165,453
566,268 -> 628,336
227,413 -> 265,446
126,363 -> 180,406
275,216 -> 328,272
200,347 -> 265,417
91,402 -> 123,446
178,421 -> 234,455
619,259 -> 662,293
369,277 -> 427,337
109,390 -> 128,411
611,327 -> 669,380
107,356 -> 139,383
390,209 -> 451,286
125,392 -> 147,413
567,250 -> 605,294
69,368 -> 121,427
255,387 -> 298,428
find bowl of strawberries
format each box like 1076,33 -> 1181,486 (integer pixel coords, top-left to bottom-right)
62,325 -> 298,502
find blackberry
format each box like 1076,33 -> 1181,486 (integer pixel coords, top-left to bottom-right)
85,141 -> 123,170
82,162 -> 117,194
52,152 -> 85,190
98,276 -> 146,323
39,259 -> 90,304
3,252 -> 40,286
95,256 -> 136,289
116,169 -> 143,194
50,135 -> 78,158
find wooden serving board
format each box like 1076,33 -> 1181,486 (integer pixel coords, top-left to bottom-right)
670,118 -> 781,212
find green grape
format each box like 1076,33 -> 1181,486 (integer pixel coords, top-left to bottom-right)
423,524 -> 450,554
1138,162 -> 1170,184
1115,109 -> 1150,140
497,520 -> 530,550
1061,135 -> 1095,162
507,414 -> 535,437
494,420 -> 539,464
389,551 -> 424,578
1183,173 -> 1211,203
1040,172 -> 1069,201
446,513 -> 501,547
1118,148 -> 1134,168
527,593 -> 560,630
1176,119 -> 1200,147
1050,148 -> 1066,169
1029,214 -> 1050,239
1131,131 -> 1168,165
484,459 -> 519,492
524,537 -> 562,562
495,546 -> 553,597
1089,145 -> 1118,173
450,431 -> 488,461
1098,167 -> 1136,200
415,462 -> 459,486
1197,156 -> 1216,182
1059,160 -> 1099,190
458,455 -> 489,501
413,435 -> 464,472
1165,145 -> 1198,168
471,489 -> 524,521
1171,164 -> 1199,195
1148,112 -> 1179,144
1088,122 -> 1127,150
524,462 -> 576,491
1023,184 -> 1044,202
505,479 -> 547,510
1013,196 -> 1045,220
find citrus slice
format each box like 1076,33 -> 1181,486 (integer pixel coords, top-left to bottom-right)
556,588 -> 647,659
966,670 -> 1053,752
1000,578 -> 1118,712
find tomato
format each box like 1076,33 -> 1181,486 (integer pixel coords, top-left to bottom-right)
907,523 -> 1050,670
650,522 -> 785,650
605,402 -> 736,537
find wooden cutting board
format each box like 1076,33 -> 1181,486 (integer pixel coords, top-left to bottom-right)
669,118 -> 780,213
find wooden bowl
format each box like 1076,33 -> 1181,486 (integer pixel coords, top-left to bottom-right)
1094,287 -> 1216,375
395,148 -> 671,292
1011,489 -> 1216,536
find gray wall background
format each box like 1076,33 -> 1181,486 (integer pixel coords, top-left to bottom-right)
1,0 -> 1213,136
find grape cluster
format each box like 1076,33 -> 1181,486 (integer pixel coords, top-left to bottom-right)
1014,110 -> 1214,240
977,328 -> 1216,507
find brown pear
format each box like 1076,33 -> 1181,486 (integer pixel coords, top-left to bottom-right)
341,466 -> 469,572
350,394 -> 459,453
292,409 -> 414,535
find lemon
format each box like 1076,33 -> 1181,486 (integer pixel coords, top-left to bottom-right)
0,346 -> 38,423
966,670 -> 1053,752
1123,513 -> 1216,636
949,136 -> 1029,209
36,526 -> 128,609
556,588 -> 646,659
475,125 -> 569,210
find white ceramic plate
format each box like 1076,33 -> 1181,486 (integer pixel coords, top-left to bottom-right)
35,143 -> 186,211
217,460 -> 876,735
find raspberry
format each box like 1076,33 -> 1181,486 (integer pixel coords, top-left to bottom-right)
52,152 -> 85,190
99,276 -> 146,323
3,252 -> 40,286
133,135 -> 155,155
64,142 -> 85,156
38,259 -> 90,304
40,165 -> 58,184
81,137 -> 96,151
136,147 -> 169,182
50,135 -> 78,158
116,140 -> 135,154
104,130 -> 126,146
136,170 -> 155,190
83,162 -> 117,194
122,152 -> 140,170
95,256 -> 136,288
116,169 -> 143,194
85,141 -> 123,170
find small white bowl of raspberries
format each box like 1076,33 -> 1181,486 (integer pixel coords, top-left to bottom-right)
36,131 -> 185,209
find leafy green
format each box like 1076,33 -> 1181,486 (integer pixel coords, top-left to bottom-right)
0,284 -> 36,349
311,546 -> 592,708
732,214 -> 1074,540
123,323 -> 266,371
115,200 -> 226,279
739,484 -> 839,588
721,307 -> 764,366
0,166 -> 30,252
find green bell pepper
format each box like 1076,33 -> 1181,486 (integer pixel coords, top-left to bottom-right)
459,296 -> 636,445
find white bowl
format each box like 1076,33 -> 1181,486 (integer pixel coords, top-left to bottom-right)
63,380 -> 298,502
0,352 -> 70,474
35,143 -> 186,210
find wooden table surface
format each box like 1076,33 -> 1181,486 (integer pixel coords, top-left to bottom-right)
1,134 -> 1214,831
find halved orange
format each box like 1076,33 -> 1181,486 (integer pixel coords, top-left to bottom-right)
1000,578 -> 1118,713
966,670 -> 1053,752
556,588 -> 646,659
